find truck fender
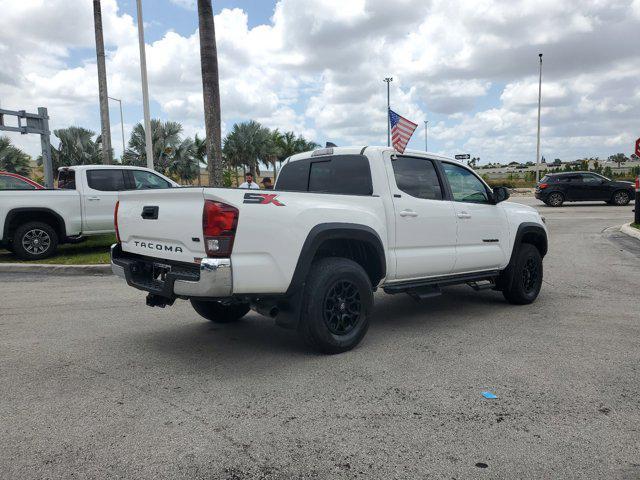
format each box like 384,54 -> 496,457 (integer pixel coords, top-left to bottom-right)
497,222 -> 547,290
275,223 -> 386,330
3,207 -> 68,242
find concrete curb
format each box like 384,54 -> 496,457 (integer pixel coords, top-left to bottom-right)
0,263 -> 112,276
620,223 -> 640,241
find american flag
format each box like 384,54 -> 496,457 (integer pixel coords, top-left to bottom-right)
389,109 -> 418,154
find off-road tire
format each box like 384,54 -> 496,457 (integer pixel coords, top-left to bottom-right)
612,190 -> 630,206
298,257 -> 373,354
12,221 -> 58,260
545,192 -> 564,207
501,244 -> 543,305
190,299 -> 250,323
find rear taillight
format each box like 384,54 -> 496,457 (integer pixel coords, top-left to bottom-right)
538,183 -> 548,189
203,200 -> 238,257
114,200 -> 121,243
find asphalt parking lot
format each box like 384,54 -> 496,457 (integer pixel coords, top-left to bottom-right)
1,197 -> 639,479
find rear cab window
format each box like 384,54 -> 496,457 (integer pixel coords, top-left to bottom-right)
57,169 -> 76,190
276,155 -> 372,195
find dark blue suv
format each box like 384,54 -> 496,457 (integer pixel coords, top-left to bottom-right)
535,172 -> 634,207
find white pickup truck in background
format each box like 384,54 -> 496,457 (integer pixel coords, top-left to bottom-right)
0,165 -> 177,260
111,146 -> 548,353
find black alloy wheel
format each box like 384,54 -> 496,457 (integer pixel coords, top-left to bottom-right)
323,280 -> 362,336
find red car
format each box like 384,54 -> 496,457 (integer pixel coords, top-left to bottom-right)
0,171 -> 44,190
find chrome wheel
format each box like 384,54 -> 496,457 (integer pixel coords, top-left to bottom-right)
613,191 -> 629,206
548,193 -> 563,207
22,229 -> 51,255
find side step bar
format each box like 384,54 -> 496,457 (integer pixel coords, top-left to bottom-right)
383,270 -> 500,298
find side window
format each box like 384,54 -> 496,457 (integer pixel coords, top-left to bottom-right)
86,169 -> 126,191
275,159 -> 309,192
442,162 -> 490,203
0,175 -> 35,190
308,155 -> 372,195
391,156 -> 443,200
131,170 -> 172,189
581,174 -> 602,184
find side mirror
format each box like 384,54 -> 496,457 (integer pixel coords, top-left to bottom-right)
492,186 -> 510,204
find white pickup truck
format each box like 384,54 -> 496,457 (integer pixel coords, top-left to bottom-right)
0,165 -> 177,259
111,146 -> 548,353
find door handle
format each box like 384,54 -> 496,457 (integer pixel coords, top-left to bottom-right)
399,209 -> 418,217
87,197 -> 101,201
457,211 -> 471,219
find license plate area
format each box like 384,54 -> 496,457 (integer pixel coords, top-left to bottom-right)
153,263 -> 172,282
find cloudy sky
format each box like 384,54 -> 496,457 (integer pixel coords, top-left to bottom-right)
1,0 -> 639,164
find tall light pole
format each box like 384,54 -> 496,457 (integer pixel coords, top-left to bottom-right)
136,0 -> 154,170
93,0 -> 112,164
383,77 -> 393,146
424,120 -> 429,152
536,53 -> 543,183
108,96 -> 125,159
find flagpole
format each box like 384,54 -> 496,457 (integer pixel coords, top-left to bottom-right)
383,77 -> 393,146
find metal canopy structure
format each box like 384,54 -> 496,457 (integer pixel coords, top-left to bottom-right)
0,107 -> 54,188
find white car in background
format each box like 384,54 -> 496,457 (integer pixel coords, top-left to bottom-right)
0,165 -> 178,260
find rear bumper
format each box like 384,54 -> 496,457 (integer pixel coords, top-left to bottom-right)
110,244 -> 232,299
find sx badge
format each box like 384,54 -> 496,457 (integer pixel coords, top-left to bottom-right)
243,193 -> 285,206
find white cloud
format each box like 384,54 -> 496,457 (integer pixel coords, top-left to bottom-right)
1,0 -> 639,163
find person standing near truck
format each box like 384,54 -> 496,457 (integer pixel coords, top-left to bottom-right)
239,172 -> 260,189
261,177 -> 273,190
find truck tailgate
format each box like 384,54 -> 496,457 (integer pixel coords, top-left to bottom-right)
117,188 -> 208,263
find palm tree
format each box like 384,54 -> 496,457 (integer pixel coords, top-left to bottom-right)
197,0 -> 223,187
47,127 -> 102,171
0,136 -> 31,176
222,120 -> 272,176
168,138 -> 199,184
193,134 -> 207,186
275,131 -> 319,172
123,119 -> 182,174
265,129 -> 284,180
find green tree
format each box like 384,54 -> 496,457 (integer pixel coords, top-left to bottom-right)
44,126 -> 103,171
273,131 -> 319,173
222,120 -> 272,175
0,136 -> 31,175
168,138 -> 199,184
122,119 -> 182,174
193,134 -> 207,185
608,153 -> 628,168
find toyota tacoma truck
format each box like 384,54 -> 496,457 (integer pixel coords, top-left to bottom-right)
0,165 -> 177,259
111,146 -> 548,353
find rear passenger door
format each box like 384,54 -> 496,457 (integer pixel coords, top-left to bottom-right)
82,169 -> 126,232
388,156 -> 458,280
